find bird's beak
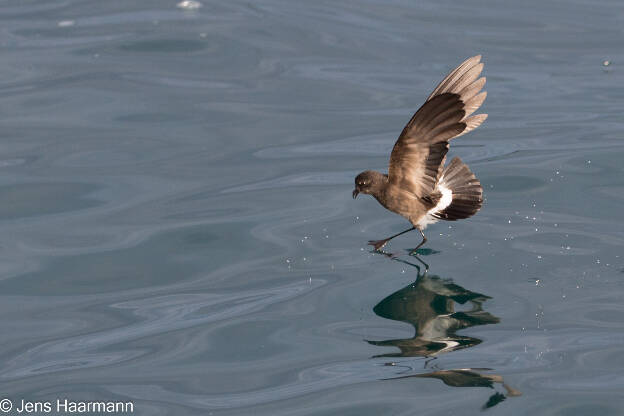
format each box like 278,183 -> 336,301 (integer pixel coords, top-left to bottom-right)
352,189 -> 359,199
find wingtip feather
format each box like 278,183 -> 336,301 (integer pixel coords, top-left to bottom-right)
462,91 -> 487,118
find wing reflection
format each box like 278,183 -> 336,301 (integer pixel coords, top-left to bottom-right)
390,369 -> 522,409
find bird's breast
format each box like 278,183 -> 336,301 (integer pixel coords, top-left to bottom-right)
373,185 -> 427,221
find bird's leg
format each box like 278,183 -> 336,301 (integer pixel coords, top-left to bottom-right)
408,228 -> 427,255
368,226 -> 416,251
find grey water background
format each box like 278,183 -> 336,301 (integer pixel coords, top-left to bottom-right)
0,0 -> 623,414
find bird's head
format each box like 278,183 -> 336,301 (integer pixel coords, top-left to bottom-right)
353,170 -> 386,199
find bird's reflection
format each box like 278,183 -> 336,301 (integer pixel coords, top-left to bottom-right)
389,369 -> 522,410
369,255 -> 521,409
369,258 -> 498,358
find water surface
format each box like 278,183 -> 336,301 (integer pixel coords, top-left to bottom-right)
1,0 -> 624,414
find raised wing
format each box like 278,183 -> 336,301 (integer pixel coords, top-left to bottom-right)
388,55 -> 487,197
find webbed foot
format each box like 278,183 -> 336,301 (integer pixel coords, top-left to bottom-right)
367,239 -> 389,251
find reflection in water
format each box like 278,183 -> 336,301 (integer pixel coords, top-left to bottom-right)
369,259 -> 499,358
391,369 -> 522,410
369,257 -> 521,409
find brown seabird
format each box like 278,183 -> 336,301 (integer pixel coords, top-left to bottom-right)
352,55 -> 487,254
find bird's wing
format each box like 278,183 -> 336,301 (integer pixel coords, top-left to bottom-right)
388,55 -> 487,197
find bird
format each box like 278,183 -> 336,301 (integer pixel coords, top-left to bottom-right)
352,55 -> 487,254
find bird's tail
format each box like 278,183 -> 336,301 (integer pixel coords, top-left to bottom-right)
433,157 -> 483,220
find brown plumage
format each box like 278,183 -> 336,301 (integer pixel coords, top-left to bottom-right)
352,55 -> 486,253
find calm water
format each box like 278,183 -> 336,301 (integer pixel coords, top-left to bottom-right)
1,0 -> 623,414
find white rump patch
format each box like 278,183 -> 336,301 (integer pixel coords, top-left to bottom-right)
417,183 -> 453,229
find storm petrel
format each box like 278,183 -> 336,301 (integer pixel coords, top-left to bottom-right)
352,55 -> 486,254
